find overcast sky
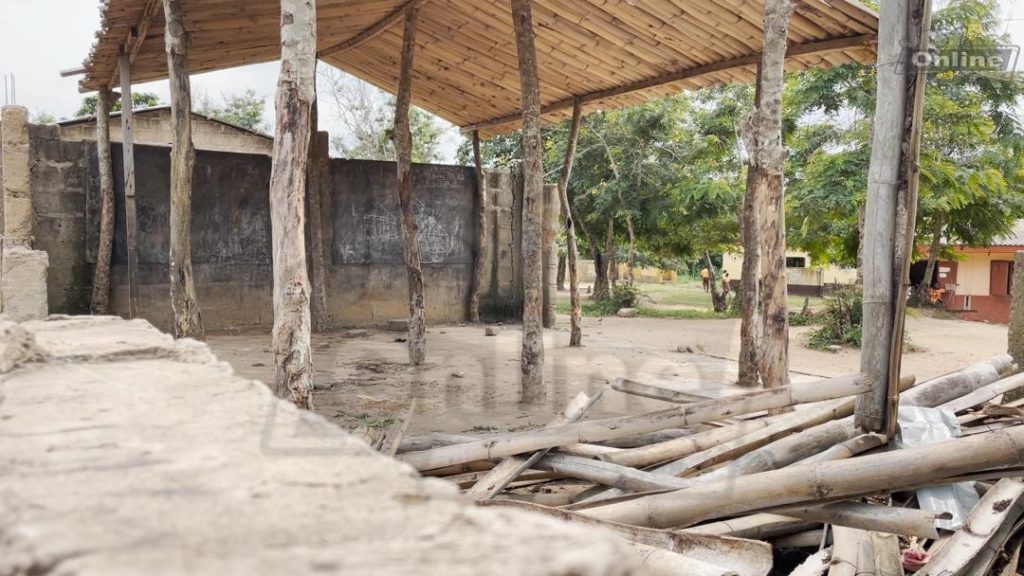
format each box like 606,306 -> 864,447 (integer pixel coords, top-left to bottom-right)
1,0 -> 1022,164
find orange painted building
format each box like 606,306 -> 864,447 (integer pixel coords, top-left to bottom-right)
926,221 -> 1024,324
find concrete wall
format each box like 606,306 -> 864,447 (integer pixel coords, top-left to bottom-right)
722,250 -> 858,296
59,108 -> 273,155
15,119 -> 550,331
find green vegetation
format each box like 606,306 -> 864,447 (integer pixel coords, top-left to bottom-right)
75,92 -> 161,117
807,285 -> 864,350
196,89 -> 268,132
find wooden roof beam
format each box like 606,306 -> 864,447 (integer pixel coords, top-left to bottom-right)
108,0 -> 163,88
460,33 -> 875,133
318,0 -> 433,58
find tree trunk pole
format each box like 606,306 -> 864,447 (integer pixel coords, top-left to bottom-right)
118,52 -> 140,320
90,87 -> 115,315
606,217 -> 617,288
738,65 -> 763,388
469,130 -> 487,323
394,5 -> 426,365
920,219 -> 942,296
745,0 -> 792,390
558,100 -> 584,347
269,0 -> 317,409
856,0 -> 911,432
164,0 -> 204,340
511,0 -> 546,402
625,215 -> 636,285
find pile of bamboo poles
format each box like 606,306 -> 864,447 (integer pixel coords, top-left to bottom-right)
391,354 -> 1024,575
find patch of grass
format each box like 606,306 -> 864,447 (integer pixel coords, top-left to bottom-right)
465,424 -> 498,433
556,301 -> 732,320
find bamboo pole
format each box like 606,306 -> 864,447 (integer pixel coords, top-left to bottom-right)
467,390 -> 601,499
828,527 -> 874,576
268,0 -> 316,409
90,86 -> 115,315
856,0 -> 911,433
479,500 -> 772,576
778,502 -> 947,540
696,356 -> 1011,483
399,373 -> 871,471
511,0 -> 546,402
611,378 -> 714,404
885,0 -> 934,437
118,52 -> 140,320
581,426 -> 1024,529
164,0 -> 204,340
558,100 -> 584,347
468,130 -> 486,323
917,478 -> 1024,575
394,5 -> 426,365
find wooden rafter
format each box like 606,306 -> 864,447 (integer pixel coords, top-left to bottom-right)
318,0 -> 433,58
109,0 -> 162,88
461,33 -> 875,133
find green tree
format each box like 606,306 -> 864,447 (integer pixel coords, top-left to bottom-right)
196,89 -> 268,132
333,97 -> 443,163
785,0 -> 1024,280
75,92 -> 161,117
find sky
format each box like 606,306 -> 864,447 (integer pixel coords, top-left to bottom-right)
1,0 -> 1023,165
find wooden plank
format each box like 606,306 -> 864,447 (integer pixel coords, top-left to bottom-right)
118,52 -> 140,320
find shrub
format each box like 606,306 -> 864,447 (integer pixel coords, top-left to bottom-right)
807,284 -> 863,350
592,282 -> 644,314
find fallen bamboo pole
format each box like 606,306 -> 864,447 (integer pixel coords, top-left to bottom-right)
480,500 -> 772,576
693,356 -> 1012,484
399,373 -> 871,471
828,526 -> 874,576
467,390 -> 601,499
582,425 -> 1024,529
611,378 -> 714,404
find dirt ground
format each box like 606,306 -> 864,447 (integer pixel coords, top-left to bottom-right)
207,311 -> 1009,436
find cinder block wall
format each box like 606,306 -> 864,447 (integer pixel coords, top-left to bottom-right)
20,121 -> 542,331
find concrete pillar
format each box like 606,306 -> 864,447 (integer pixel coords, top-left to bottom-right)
0,105 -> 49,321
1009,251 -> 1024,366
541,183 -> 560,328
2,106 -> 32,247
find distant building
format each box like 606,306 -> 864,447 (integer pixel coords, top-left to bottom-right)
57,106 -> 273,156
918,220 -> 1024,324
722,250 -> 857,297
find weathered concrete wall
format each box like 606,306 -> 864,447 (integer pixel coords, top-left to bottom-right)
20,122 -> 534,331
0,316 -> 640,575
28,124 -> 92,313
60,107 -> 274,155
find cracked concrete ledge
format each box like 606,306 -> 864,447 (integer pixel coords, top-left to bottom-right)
0,316 -> 640,576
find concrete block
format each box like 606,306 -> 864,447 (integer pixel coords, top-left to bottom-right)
3,196 -> 33,242
0,316 -> 641,575
1,247 -> 48,322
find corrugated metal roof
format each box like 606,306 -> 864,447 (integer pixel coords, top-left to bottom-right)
992,219 -> 1024,247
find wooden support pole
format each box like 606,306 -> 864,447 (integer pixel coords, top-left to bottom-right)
856,0 -> 911,433
737,64 -> 763,388
118,52 -> 140,320
308,129 -> 331,333
468,130 -> 486,323
90,87 -> 115,315
317,0 -> 432,58
164,0 -> 204,340
558,100 -> 584,347
743,0 -> 792,391
268,0 -> 317,409
885,0 -> 933,437
394,4 -> 426,366
511,0 -> 546,402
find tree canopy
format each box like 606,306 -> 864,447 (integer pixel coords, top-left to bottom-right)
196,89 -> 268,132
75,92 -> 161,118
